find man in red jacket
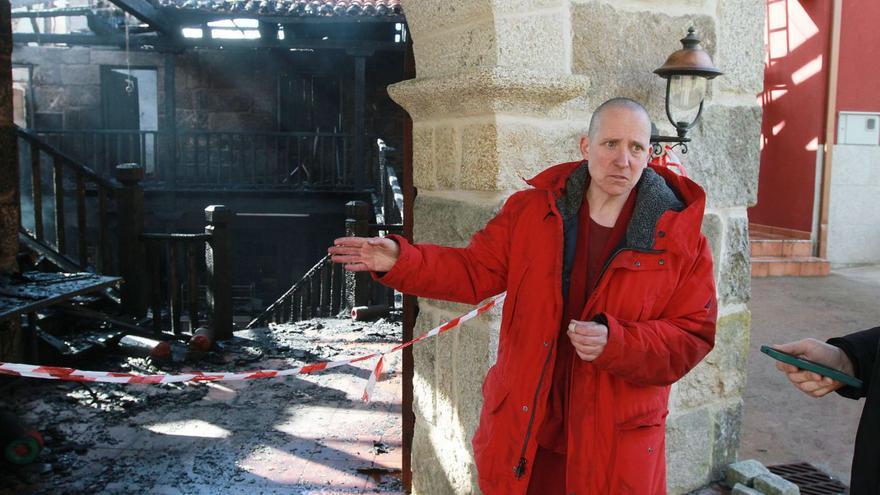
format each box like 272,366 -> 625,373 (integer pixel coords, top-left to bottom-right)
330,98 -> 717,494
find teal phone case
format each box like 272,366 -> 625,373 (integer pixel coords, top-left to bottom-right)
761,345 -> 863,389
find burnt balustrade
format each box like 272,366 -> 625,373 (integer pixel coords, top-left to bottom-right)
16,126 -> 115,275
140,206 -> 234,340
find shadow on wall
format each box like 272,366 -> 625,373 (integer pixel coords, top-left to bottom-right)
751,0 -> 831,232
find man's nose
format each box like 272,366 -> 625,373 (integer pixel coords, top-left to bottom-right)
613,147 -> 630,167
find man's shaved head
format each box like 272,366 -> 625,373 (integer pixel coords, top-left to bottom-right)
588,97 -> 651,139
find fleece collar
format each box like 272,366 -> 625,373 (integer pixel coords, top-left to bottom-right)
527,161 -> 701,251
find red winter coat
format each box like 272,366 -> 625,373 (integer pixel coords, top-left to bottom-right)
377,162 -> 717,495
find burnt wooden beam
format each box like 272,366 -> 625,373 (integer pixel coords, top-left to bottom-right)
344,201 -> 371,309
166,10 -> 402,25
353,53 -> 366,188
169,36 -> 404,52
108,0 -> 177,36
163,53 -> 177,191
13,33 -> 124,45
12,7 -> 96,18
204,205 -> 233,340
115,164 -> 149,318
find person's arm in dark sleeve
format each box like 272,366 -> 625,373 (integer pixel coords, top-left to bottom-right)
828,326 -> 880,399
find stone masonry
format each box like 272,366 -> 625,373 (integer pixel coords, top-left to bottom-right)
388,1 -> 764,493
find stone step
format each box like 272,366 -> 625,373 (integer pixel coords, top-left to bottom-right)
749,238 -> 812,258
751,256 -> 830,277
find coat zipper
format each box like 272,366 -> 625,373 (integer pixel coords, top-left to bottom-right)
510,195 -> 668,479
514,345 -> 554,479
513,191 -> 564,480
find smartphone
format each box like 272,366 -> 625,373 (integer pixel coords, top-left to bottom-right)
761,345 -> 863,389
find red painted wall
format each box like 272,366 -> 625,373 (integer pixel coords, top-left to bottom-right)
836,0 -> 880,113
749,0 -> 831,233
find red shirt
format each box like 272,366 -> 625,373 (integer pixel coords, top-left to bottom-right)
535,188 -> 636,454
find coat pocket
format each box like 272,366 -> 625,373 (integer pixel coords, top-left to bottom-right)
609,408 -> 667,494
472,366 -> 513,480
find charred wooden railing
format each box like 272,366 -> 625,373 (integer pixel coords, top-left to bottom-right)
31,129 -> 159,180
140,206 -> 234,339
30,129 -> 381,190
245,254 -> 343,329
16,126 -> 116,274
248,197 -> 401,328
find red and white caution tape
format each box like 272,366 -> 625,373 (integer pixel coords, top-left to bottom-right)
0,293 -> 506,403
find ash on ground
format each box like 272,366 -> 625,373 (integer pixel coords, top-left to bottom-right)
0,313 -> 404,495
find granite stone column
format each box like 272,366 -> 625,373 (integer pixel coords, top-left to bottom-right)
0,0 -> 23,361
390,1 -> 763,493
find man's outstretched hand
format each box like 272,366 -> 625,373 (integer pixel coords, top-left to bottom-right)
328,237 -> 400,273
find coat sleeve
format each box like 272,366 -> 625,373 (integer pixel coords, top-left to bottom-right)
371,193 -> 525,305
590,236 -> 717,386
828,327 -> 880,399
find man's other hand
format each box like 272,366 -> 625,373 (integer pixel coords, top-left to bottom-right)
328,237 -> 400,273
773,338 -> 855,398
568,320 -> 608,362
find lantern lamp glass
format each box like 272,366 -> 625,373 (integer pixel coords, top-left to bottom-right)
668,74 -> 707,127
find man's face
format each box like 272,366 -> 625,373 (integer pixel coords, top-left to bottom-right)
579,107 -> 652,199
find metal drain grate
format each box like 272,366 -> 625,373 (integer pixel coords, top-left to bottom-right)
768,462 -> 848,495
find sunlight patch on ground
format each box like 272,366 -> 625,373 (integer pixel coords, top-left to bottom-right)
144,419 -> 232,438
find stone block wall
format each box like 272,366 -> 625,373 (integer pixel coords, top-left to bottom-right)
390,0 -> 764,493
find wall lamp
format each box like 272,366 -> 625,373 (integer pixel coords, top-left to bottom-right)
651,27 -> 723,153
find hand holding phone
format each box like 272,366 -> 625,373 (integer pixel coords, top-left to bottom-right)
761,344 -> 862,390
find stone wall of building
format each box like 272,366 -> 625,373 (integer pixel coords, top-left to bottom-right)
389,0 -> 764,493
0,0 -> 24,361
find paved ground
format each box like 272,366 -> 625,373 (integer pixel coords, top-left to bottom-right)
7,267 -> 880,494
1,317 -> 404,495
741,266 -> 880,486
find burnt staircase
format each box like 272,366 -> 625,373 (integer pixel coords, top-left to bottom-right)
10,127 -> 230,361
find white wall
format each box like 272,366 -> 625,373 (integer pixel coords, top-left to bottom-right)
828,144 -> 880,264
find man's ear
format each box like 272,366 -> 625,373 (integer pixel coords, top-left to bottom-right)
579,135 -> 590,161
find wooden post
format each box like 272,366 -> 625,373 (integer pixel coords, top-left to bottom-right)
30,144 -> 43,241
115,163 -> 148,318
344,200 -> 371,310
75,171 -> 87,268
346,49 -> 372,188
186,242 -> 199,330
168,241 -> 181,334
205,205 -> 233,340
52,157 -> 65,255
163,53 -> 177,192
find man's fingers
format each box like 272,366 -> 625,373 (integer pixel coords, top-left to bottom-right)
571,341 -> 604,352
568,321 -> 607,337
332,237 -> 370,248
775,361 -> 800,374
329,253 -> 364,264
773,339 -> 822,359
